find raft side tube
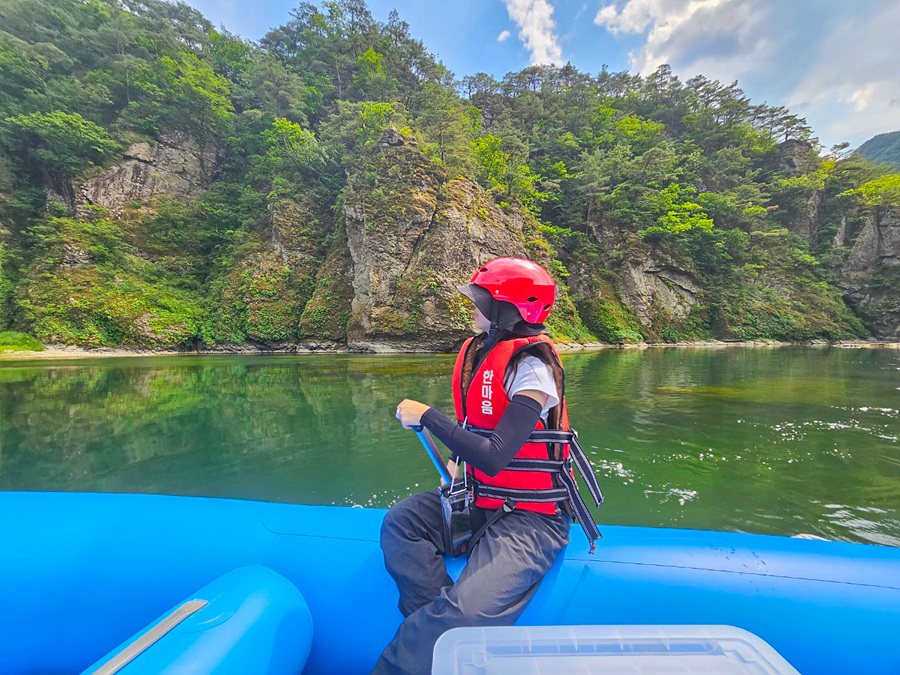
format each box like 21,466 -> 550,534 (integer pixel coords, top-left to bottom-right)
2,492 -> 899,675
80,565 -> 313,675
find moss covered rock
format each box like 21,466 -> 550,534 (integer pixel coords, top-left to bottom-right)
203,194 -> 330,344
343,131 -> 550,351
15,217 -> 202,347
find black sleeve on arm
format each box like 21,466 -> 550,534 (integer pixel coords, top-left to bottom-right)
420,395 -> 543,477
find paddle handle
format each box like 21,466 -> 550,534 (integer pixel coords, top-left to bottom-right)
411,425 -> 453,484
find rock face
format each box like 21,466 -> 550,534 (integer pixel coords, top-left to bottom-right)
769,139 -> 819,177
581,218 -> 700,339
341,130 -> 532,351
619,257 -> 700,327
243,195 -> 328,342
268,196 -> 329,264
790,192 -> 821,244
204,193 -> 331,345
14,123 -> 884,349
75,131 -> 224,217
836,211 -> 900,339
298,235 -> 355,345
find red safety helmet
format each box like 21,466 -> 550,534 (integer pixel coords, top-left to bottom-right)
461,257 -> 556,324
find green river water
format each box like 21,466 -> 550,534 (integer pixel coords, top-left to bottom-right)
1,347 -> 898,546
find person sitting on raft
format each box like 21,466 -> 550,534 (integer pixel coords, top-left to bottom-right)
371,257 -> 603,675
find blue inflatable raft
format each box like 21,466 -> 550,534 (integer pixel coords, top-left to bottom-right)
2,491 -> 899,674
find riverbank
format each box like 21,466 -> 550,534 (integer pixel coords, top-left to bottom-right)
1,339 -> 898,361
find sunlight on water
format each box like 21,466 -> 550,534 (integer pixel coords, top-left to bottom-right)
0,347 -> 898,546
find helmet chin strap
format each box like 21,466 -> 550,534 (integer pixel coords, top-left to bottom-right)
482,295 -> 504,351
481,296 -> 547,351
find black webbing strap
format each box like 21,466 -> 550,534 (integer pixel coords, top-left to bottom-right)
476,477 -> 600,552
475,484 -> 570,503
463,425 -> 604,507
466,498 -> 517,553
557,469 -> 601,553
554,432 -> 604,552
501,457 -> 566,472
526,429 -> 578,443
463,425 -> 574,445
568,431 -> 604,508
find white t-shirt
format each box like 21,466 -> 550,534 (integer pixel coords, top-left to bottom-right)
504,354 -> 560,419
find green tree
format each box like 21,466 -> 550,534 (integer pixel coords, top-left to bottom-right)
0,242 -> 13,327
234,55 -> 318,123
572,148 -> 610,226
119,52 -> 233,138
415,82 -> 477,173
264,118 -> 325,173
471,134 -> 547,214
472,135 -> 509,193
843,174 -> 900,211
3,110 -> 120,177
352,48 -> 395,100
320,100 -> 405,155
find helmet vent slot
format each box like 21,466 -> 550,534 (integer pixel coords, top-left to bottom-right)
527,296 -> 538,302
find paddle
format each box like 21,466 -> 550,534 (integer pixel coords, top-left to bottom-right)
411,425 -> 475,557
410,425 -> 452,484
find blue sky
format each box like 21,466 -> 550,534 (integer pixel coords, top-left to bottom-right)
184,0 -> 900,149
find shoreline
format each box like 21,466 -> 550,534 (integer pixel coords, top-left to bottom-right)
1,339 -> 898,361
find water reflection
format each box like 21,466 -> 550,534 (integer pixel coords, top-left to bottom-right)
562,348 -> 900,545
1,348 -> 898,546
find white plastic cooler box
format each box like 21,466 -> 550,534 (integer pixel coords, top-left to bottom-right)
432,625 -> 800,675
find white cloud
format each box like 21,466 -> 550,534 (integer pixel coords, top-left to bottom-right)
502,0 -> 565,65
591,0 -> 898,147
594,0 -> 758,76
851,84 -> 876,113
498,30 -> 512,42
786,3 -> 900,146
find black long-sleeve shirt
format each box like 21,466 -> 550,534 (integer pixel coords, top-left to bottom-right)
420,394 -> 543,476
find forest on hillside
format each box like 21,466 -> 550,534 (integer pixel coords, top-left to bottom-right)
1,0 -> 898,350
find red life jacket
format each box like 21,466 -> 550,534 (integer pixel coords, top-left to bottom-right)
452,333 -> 570,514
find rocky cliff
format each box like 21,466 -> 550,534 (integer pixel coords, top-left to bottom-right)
14,131 -> 228,348
834,211 -> 900,339
340,130 -> 537,351
5,129 -> 885,350
74,132 -> 225,218
203,193 -> 331,345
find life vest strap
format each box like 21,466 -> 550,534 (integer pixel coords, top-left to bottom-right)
463,422 -> 605,552
558,469 -> 602,553
465,498 -> 517,554
501,457 -> 566,472
463,424 -> 604,508
475,484 -> 571,503
568,431 -> 605,508
462,424 -> 574,444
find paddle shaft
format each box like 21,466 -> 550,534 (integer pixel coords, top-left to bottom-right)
411,425 -> 452,484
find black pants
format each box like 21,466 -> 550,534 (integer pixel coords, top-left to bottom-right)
371,488 -> 570,675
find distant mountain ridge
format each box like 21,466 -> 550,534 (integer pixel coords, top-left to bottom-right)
859,131 -> 900,170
